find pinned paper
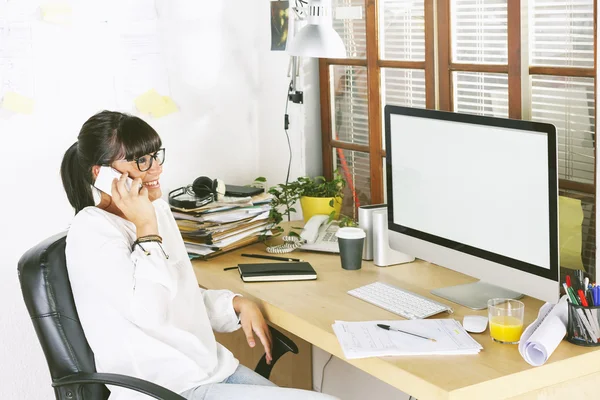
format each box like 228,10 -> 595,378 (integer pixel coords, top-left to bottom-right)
559,196 -> 584,270
41,3 -> 72,24
134,89 -> 178,118
1,92 -> 34,114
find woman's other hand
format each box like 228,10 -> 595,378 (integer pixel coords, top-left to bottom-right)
233,297 -> 273,364
111,173 -> 158,237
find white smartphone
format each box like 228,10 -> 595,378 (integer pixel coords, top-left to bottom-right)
94,166 -> 132,195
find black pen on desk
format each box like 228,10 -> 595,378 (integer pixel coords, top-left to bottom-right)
223,266 -> 238,271
376,324 -> 437,342
241,253 -> 303,262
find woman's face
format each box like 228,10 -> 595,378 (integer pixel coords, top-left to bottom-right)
112,150 -> 163,202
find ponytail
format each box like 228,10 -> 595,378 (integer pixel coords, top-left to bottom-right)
61,142 -> 93,214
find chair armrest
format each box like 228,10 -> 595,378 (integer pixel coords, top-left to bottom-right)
53,372 -> 186,400
254,325 -> 299,379
270,325 -> 299,355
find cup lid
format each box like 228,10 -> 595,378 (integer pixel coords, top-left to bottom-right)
335,227 -> 366,239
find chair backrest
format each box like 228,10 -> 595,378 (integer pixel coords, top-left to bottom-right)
17,232 -> 109,400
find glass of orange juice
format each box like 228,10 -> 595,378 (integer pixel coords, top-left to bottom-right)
488,298 -> 525,344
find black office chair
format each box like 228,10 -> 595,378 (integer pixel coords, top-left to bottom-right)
18,233 -> 298,400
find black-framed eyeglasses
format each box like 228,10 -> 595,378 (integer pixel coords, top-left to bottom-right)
126,148 -> 166,172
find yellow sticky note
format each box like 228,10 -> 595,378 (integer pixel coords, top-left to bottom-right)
134,89 -> 178,118
559,196 -> 584,270
1,92 -> 35,114
41,3 -> 72,24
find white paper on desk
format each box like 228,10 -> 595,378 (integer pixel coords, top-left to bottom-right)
518,296 -> 568,367
332,319 -> 482,360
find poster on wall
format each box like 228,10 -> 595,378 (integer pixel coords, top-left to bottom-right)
113,20 -> 177,117
270,1 -> 289,51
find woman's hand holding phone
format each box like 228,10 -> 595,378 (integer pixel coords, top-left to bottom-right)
109,172 -> 158,237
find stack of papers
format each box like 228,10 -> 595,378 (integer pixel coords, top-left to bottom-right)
173,193 -> 275,259
332,319 -> 482,359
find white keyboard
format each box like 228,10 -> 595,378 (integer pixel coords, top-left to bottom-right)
347,282 -> 453,319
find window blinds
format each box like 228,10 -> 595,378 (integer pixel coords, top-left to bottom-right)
379,0 -> 425,61
451,0 -> 508,64
531,75 -> 595,185
331,65 -> 369,146
450,1 -> 509,117
454,72 -> 509,118
529,0 -> 595,185
332,0 -> 366,58
378,1 -> 427,147
529,1 -> 594,68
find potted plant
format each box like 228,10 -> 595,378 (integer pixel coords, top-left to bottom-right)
257,170 -> 347,226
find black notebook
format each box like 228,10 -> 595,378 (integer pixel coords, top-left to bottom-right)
237,262 -> 317,282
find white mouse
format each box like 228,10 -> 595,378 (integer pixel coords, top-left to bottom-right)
462,315 -> 488,333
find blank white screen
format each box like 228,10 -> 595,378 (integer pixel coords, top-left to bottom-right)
390,114 -> 550,269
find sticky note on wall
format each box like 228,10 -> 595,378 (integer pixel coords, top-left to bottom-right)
134,89 -> 178,118
559,196 -> 584,270
1,92 -> 35,114
41,3 -> 72,24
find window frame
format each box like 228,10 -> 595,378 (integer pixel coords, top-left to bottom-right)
319,0 -> 597,203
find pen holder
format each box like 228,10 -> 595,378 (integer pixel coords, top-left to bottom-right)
566,302 -> 600,347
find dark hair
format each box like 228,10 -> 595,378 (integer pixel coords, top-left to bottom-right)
60,110 -> 162,214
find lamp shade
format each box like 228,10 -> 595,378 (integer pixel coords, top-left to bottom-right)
288,25 -> 346,58
287,0 -> 346,58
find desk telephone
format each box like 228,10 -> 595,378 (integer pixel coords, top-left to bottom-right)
266,215 -> 340,254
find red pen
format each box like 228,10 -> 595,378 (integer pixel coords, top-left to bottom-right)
566,275 -> 572,288
578,289 -> 589,307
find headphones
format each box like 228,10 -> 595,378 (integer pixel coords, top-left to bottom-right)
192,176 -> 226,199
168,176 -> 226,209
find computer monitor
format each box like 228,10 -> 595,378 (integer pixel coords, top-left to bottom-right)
384,105 -> 559,308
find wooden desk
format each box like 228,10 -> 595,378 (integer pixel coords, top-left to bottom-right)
192,243 -> 600,400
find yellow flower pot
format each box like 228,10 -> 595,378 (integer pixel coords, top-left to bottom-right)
300,196 -> 342,223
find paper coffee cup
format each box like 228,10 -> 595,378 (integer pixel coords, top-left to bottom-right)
336,227 -> 366,270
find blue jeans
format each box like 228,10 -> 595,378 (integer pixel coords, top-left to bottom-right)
180,364 -> 338,400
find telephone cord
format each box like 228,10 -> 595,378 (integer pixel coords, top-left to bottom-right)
266,236 -> 304,254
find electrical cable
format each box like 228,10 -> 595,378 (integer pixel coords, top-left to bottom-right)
319,354 -> 334,393
284,80 -> 292,187
283,79 -> 294,222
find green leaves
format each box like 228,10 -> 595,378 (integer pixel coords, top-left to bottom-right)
257,169 -> 347,226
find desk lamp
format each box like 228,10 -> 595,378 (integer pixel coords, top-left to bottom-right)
287,0 -> 346,58
285,0 -> 346,103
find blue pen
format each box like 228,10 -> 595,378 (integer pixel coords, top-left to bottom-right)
595,286 -> 600,306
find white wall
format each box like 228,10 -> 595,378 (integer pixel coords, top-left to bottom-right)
0,1 -> 407,399
0,1 -> 269,398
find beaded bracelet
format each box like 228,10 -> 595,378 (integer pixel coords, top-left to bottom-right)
132,236 -> 169,259
135,234 -> 163,244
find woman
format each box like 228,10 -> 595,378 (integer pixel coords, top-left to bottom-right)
61,111 -> 337,400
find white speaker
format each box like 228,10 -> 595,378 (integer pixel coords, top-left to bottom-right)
372,209 -> 415,267
358,204 -> 387,260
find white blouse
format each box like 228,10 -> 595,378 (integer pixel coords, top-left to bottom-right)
66,199 -> 240,399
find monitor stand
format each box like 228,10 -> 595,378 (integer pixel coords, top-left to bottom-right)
431,281 -> 524,310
